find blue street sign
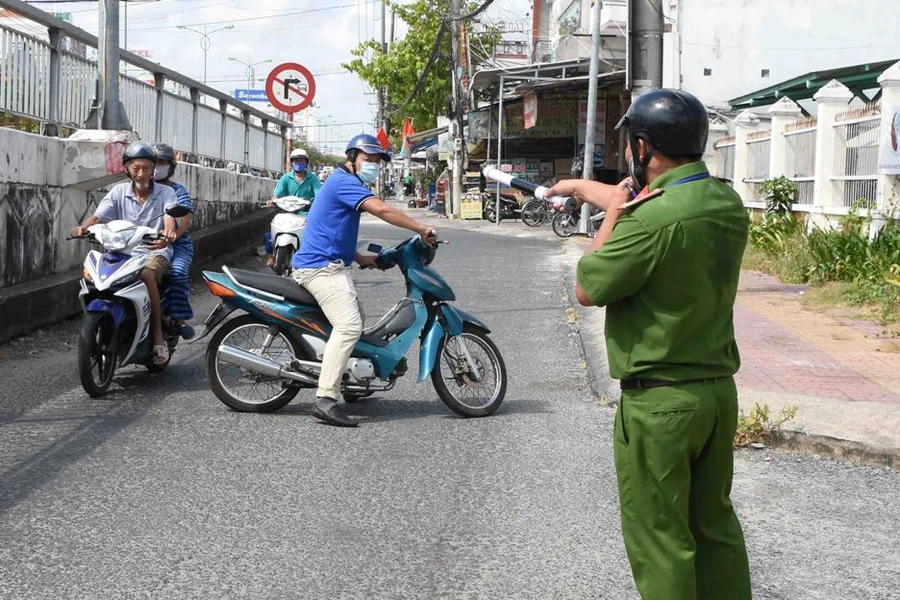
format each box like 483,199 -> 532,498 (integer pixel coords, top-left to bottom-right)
234,89 -> 269,103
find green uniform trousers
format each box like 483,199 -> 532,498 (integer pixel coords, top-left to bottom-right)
614,377 -> 751,600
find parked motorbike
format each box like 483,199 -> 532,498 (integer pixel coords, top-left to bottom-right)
264,195 -> 311,276
482,192 -> 522,222
195,235 -> 508,417
551,208 -> 606,238
71,205 -> 191,397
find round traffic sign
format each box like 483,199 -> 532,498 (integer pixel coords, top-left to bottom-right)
265,62 -> 316,114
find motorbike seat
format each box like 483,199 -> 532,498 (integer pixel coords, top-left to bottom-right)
229,268 -> 318,306
359,299 -> 417,347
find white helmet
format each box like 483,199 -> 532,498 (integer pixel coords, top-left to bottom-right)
290,148 -> 309,160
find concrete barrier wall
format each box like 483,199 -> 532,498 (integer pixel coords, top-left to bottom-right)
0,127 -> 276,290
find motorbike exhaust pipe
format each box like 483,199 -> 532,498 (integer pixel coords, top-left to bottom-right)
217,345 -> 318,386
482,166 -> 576,212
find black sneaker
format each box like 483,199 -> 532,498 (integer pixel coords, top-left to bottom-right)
311,398 -> 358,428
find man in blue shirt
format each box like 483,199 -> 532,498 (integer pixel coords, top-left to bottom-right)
292,134 -> 437,427
266,148 -> 321,268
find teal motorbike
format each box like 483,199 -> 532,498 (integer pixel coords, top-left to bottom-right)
196,236 -> 507,417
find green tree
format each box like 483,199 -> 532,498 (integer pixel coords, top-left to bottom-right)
343,0 -> 498,139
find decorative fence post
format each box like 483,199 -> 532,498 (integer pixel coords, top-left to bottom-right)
190,87 -> 200,159
45,28 -> 62,137
733,110 -> 759,203
767,97 -> 802,179
219,99 -> 228,165
812,80 -> 853,209
242,110 -> 251,170
876,61 -> 900,213
705,118 -> 729,177
153,73 -> 165,143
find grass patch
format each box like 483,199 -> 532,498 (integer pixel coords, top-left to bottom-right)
743,198 -> 900,325
734,402 -> 799,448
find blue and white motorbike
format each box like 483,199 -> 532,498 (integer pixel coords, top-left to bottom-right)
196,235 -> 507,417
72,205 -> 190,396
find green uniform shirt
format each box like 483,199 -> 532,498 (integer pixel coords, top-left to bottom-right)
577,161 -> 749,382
273,171 -> 321,202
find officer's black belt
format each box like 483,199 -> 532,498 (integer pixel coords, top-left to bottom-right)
619,378 -> 720,390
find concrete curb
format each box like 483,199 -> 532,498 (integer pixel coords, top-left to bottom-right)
0,209 -> 271,342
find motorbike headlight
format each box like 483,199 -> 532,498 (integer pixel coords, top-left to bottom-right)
101,227 -> 134,251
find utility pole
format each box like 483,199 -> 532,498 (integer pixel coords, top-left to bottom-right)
448,0 -> 465,219
89,0 -> 131,130
579,0 -> 603,234
377,0 -> 388,197
629,0 -> 664,99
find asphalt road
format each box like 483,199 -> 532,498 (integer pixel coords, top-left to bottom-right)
0,220 -> 898,599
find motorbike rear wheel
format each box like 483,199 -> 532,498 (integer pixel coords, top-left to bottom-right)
207,315 -> 306,412
273,245 -> 293,277
431,324 -> 507,417
77,312 -> 117,397
551,212 -> 579,238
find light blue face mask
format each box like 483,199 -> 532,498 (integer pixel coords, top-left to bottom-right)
357,161 -> 380,184
292,161 -> 307,174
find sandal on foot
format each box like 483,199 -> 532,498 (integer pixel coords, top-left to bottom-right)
152,344 -> 169,365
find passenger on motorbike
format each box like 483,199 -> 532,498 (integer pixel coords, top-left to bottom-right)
265,148 -> 320,268
153,143 -> 196,340
70,141 -> 178,365
292,133 -> 437,427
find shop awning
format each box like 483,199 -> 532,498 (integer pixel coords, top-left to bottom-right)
729,59 -> 897,110
407,126 -> 448,147
469,57 -> 593,94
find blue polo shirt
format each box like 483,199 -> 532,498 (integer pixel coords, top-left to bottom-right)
167,181 -> 193,249
292,166 -> 374,269
273,171 -> 320,202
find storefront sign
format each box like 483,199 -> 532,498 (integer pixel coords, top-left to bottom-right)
461,193 -> 483,220
879,105 -> 900,174
523,92 -> 538,130
468,96 -> 577,139
577,98 -> 607,144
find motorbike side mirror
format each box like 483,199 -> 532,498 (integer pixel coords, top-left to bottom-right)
166,205 -> 191,218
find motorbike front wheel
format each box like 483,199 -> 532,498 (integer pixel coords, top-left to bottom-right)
77,312 -> 117,397
551,212 -> 579,238
431,324 -> 507,417
521,199 -> 547,227
206,315 -> 306,412
273,245 -> 293,277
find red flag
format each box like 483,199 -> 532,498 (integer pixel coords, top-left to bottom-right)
376,127 -> 390,150
402,117 -> 415,139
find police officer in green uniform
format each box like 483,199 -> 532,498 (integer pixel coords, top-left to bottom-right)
546,89 -> 752,600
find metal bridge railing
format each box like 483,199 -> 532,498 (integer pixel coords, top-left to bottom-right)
0,1 -> 291,174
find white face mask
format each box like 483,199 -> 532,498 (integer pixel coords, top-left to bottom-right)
153,165 -> 169,182
357,161 -> 380,184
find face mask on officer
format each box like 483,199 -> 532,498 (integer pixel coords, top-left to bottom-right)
627,137 -> 656,191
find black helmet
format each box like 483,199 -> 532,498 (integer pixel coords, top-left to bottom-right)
345,133 -> 391,162
152,143 -> 177,181
122,140 -> 157,167
153,143 -> 177,165
615,89 -> 709,157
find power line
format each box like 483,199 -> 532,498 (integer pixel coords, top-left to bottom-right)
128,2 -> 374,31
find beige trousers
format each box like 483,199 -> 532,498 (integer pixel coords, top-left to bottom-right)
292,262 -> 364,400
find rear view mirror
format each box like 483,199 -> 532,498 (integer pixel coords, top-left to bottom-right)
166,205 -> 191,218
